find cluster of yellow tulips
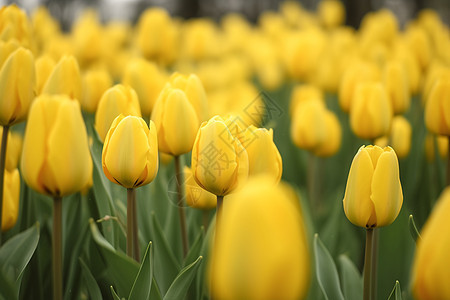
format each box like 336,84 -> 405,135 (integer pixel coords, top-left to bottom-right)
0,1 -> 450,300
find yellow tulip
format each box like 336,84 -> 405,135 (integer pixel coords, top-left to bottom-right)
383,60 -> 410,114
0,127 -> 22,171
0,39 -> 19,67
159,152 -> 173,165
72,10 -> 103,66
422,62 -> 450,105
122,58 -> 167,116
0,47 -> 35,126
184,166 -> 216,210
94,84 -> 142,142
405,25 -> 431,71
350,82 -> 392,140
376,116 -> 412,159
315,110 -> 342,157
42,55 -> 81,101
211,176 -> 310,300
191,116 -> 248,196
425,78 -> 450,136
0,5 -> 32,49
151,86 -> 199,156
1,168 -> 20,232
168,72 -> 209,122
102,115 -> 158,189
35,55 -> 56,95
424,133 -> 448,162
343,145 -> 403,228
318,0 -> 345,29
241,125 -> 282,183
21,95 -> 93,197
81,68 -> 113,113
412,187 -> 450,299
289,84 -> 324,117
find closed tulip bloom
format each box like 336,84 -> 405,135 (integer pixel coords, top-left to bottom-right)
102,115 -> 158,188
376,116 -> 412,159
0,47 -> 35,126
151,86 -> 199,156
184,166 -> 216,210
0,126 -> 22,171
291,100 -> 327,151
81,68 -> 113,113
383,61 -> 410,114
241,125 -> 282,183
211,176 -> 310,300
168,72 -> 209,122
1,168 -> 20,232
122,58 -> 167,116
315,110 -> 342,157
350,82 -> 392,140
42,55 -> 81,101
191,116 -> 249,196
424,133 -> 448,162
425,79 -> 450,136
318,0 -> 345,29
0,39 -> 19,67
343,145 -> 403,228
95,84 -> 142,142
21,95 -> 93,197
412,187 -> 450,299
289,84 -> 324,117
35,55 -> 56,95
0,5 -> 32,49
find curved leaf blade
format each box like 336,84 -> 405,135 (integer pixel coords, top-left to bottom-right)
163,256 -> 203,300
129,242 -> 153,300
338,254 -> 362,300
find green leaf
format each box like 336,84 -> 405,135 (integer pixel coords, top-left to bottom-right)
129,242 -> 153,300
0,268 -> 16,300
0,223 -> 40,283
79,258 -> 102,300
338,255 -> 362,300
89,219 -> 139,296
314,234 -> 345,300
183,226 -> 204,267
387,281 -> 402,300
163,256 -> 203,300
110,286 -> 122,300
408,215 -> 422,243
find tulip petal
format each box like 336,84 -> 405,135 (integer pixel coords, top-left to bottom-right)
138,120 -> 159,186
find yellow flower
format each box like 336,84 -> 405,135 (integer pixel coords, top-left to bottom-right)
0,47 -> 35,126
343,145 -> 403,228
72,10 -> 103,67
425,78 -> 450,136
405,25 -> 431,71
122,58 -> 167,116
81,68 -> 113,113
383,60 -> 410,114
315,110 -> 342,157
35,55 -> 56,95
102,115 -> 158,189
1,168 -> 20,232
42,55 -> 81,101
151,86 -> 199,156
211,176 -> 310,300
0,5 -> 33,49
375,116 -> 412,159
318,0 -> 345,29
191,116 -> 248,196
159,152 -> 173,165
0,39 -> 19,67
350,82 -> 392,140
412,187 -> 450,300
94,84 -> 142,143
289,84 -> 324,117
424,133 -> 448,162
184,166 -> 216,210
21,94 -> 93,197
0,126 -> 22,171
241,125 -> 282,183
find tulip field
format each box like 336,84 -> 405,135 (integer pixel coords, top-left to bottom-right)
1,1 -> 450,300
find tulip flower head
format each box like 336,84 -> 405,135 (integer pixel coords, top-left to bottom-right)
425,78 -> 450,136
0,126 -> 22,171
102,115 -> 159,189
0,5 -> 33,49
81,68 -> 113,113
1,168 -> 20,232
343,145 -> 403,228
184,166 -> 216,210
42,55 -> 81,101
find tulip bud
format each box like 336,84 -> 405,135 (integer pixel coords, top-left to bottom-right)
375,116 -> 412,159
314,110 -> 342,157
151,86 -> 199,156
0,5 -> 33,49
21,95 -> 93,197
289,84 -> 324,117
383,60 -> 410,114
94,84 -> 142,142
412,187 -> 450,300
35,55 -> 56,95
1,168 -> 20,232
0,47 -> 35,126
184,166 -> 216,210
102,115 -> 159,189
0,39 -> 19,67
343,145 -> 403,228
0,126 -> 22,171
424,133 -> 448,162
425,78 -> 450,136
240,125 -> 282,183
168,72 -> 209,122
122,58 -> 167,116
211,176 -> 310,300
350,82 -> 392,140
81,68 -> 113,113
42,55 -> 82,101
318,0 -> 345,29
191,116 -> 249,196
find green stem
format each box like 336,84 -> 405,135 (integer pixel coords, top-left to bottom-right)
371,229 -> 379,300
0,125 -> 9,245
53,196 -> 63,300
447,136 -> 450,186
132,189 -> 140,262
215,195 -> 224,244
127,188 -> 134,259
202,210 -> 210,231
363,228 -> 374,300
175,156 -> 189,257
